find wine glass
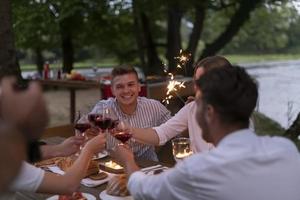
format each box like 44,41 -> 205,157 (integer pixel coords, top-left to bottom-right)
88,113 -> 102,128
172,137 -> 193,162
111,119 -> 132,145
74,111 -> 91,155
94,105 -> 118,133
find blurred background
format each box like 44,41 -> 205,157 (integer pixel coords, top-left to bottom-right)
1,0 -> 300,148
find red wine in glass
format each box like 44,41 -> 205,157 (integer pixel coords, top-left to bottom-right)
74,123 -> 91,133
88,114 -> 102,126
95,117 -> 114,130
114,131 -> 132,143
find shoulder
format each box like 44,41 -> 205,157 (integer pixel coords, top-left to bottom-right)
265,136 -> 299,153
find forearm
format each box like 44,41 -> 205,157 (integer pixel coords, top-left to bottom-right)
37,147 -> 93,194
132,128 -> 159,145
40,144 -> 63,160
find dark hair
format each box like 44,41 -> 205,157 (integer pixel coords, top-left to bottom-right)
111,65 -> 138,81
194,55 -> 232,75
196,66 -> 258,126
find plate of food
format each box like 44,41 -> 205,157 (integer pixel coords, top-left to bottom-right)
99,174 -> 133,200
99,160 -> 124,174
99,190 -> 133,200
46,192 -> 96,200
93,150 -> 108,160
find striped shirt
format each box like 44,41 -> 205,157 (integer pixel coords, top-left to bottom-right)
89,97 -> 171,161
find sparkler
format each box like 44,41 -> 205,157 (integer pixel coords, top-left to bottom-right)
162,50 -> 191,105
174,49 -> 192,72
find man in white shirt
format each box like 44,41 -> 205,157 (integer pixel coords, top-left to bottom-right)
111,65 -> 300,200
130,56 -> 232,153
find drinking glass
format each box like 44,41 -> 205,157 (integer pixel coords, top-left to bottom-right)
111,119 -> 132,145
74,111 -> 91,155
172,137 -> 193,162
94,105 -> 118,133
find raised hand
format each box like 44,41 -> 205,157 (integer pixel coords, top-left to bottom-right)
57,136 -> 85,157
84,133 -> 106,154
0,77 -> 48,140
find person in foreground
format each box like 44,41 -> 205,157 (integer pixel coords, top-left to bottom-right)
111,66 -> 300,200
0,78 -> 106,195
84,65 -> 171,161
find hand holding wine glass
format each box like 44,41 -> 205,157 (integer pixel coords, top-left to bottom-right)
74,111 -> 91,155
94,105 -> 118,133
112,119 -> 132,145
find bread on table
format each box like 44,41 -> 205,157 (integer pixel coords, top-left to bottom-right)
106,174 -> 130,197
56,156 -> 100,178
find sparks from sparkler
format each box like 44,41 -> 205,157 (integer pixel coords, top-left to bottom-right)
162,49 -> 192,105
162,72 -> 186,104
174,49 -> 192,70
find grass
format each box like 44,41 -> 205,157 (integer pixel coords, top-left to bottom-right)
225,54 -> 300,64
253,112 -> 285,136
20,58 -> 118,71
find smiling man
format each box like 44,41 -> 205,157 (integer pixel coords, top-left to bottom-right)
87,65 -> 171,161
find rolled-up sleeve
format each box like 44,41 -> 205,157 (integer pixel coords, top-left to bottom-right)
153,104 -> 190,145
10,162 -> 45,192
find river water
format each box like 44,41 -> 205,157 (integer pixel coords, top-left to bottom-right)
245,60 -> 300,129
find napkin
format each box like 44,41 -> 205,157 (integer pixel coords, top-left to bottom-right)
140,165 -> 169,175
48,166 -> 115,187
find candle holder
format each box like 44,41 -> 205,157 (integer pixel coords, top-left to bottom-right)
172,137 -> 193,162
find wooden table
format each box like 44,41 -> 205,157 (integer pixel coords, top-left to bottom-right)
16,137 -> 170,200
39,80 -> 101,123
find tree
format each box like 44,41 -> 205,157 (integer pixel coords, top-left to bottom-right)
133,0 -> 263,75
222,2 -> 295,54
12,0 -> 58,75
0,0 -> 21,79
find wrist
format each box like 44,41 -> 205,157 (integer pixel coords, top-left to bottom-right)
124,158 -> 139,176
81,145 -> 94,157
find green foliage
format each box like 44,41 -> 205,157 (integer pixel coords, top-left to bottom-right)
12,0 -> 59,49
11,0 -> 300,72
223,2 -> 296,53
253,112 -> 285,137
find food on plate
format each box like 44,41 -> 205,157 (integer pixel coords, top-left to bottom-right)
99,160 -> 124,174
58,191 -> 87,200
89,171 -> 108,180
104,160 -> 123,169
34,157 -> 64,167
66,70 -> 86,81
56,156 -> 99,177
56,157 -> 75,171
106,174 -> 130,197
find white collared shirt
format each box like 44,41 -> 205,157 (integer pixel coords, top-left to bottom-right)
153,101 -> 211,153
128,129 -> 300,200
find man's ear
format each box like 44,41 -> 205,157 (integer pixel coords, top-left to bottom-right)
137,82 -> 141,93
205,104 -> 215,123
111,85 -> 115,96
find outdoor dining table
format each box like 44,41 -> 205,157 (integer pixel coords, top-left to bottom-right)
15,136 -> 172,200
38,79 -> 101,123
